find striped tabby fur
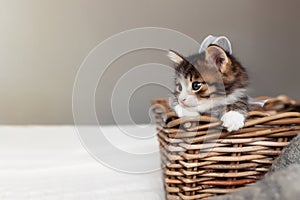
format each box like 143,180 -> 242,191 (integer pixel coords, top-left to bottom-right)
168,45 -> 249,132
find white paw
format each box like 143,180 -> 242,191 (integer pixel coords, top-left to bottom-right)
174,105 -> 200,117
221,111 -> 245,132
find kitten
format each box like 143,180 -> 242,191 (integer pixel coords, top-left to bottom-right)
167,45 -> 249,132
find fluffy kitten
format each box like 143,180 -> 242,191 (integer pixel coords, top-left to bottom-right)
168,45 -> 249,132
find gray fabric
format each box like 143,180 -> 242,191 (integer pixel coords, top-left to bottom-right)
210,164 -> 300,200
268,134 -> 300,174
210,134 -> 300,200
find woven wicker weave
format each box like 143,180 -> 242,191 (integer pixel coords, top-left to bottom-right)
151,95 -> 300,200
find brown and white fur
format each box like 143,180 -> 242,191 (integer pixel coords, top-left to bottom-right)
168,45 -> 249,132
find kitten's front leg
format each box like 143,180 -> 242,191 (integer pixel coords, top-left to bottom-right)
174,104 -> 200,117
221,99 -> 248,132
221,111 -> 245,132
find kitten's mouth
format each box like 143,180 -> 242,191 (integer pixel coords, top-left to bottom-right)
179,102 -> 196,108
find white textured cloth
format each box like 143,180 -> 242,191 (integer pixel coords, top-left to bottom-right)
0,126 -> 164,200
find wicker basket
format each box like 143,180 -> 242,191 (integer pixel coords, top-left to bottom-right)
151,95 -> 300,200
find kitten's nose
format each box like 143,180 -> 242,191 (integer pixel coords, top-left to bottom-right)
180,98 -> 186,104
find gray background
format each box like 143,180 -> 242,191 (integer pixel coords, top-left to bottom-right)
1,0 -> 299,125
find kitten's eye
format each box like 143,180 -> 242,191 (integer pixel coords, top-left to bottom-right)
176,84 -> 182,92
192,81 -> 202,91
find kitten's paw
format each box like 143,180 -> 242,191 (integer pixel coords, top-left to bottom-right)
174,105 -> 200,117
221,111 -> 245,132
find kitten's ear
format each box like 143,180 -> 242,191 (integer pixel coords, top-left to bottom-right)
205,45 -> 230,73
167,50 -> 185,65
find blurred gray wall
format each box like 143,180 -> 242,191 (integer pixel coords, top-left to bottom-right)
0,0 -> 299,125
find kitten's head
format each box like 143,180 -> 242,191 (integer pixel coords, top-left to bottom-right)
168,45 -> 248,112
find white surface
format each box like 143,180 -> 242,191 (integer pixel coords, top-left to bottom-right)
0,126 -> 164,200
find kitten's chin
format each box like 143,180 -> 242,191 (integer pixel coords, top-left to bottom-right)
179,100 -> 213,113
180,104 -> 199,111
179,102 -> 197,108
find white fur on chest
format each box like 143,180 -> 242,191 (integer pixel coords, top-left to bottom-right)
174,105 -> 200,117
